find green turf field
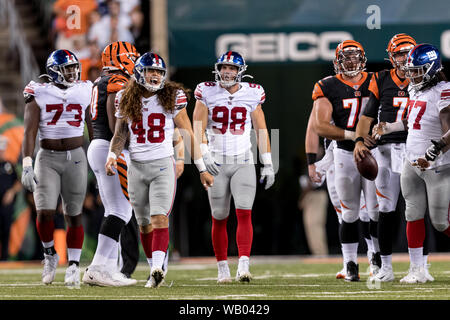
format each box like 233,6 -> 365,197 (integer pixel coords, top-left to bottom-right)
0,258 -> 448,300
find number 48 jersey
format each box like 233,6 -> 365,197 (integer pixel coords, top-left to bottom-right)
23,80 -> 92,140
194,81 -> 265,156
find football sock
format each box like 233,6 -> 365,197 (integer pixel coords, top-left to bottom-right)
370,219 -> 379,252
408,247 -> 424,266
406,219 -> 425,249
91,234 -> 118,266
342,243 -> 358,264
140,230 -> 153,259
36,218 -> 55,246
152,228 -> 169,269
380,254 -> 392,268
66,225 -> 84,263
236,209 -> 253,258
378,211 -> 395,255
212,217 -> 228,261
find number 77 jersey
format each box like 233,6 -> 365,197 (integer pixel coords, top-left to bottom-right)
194,81 -> 265,156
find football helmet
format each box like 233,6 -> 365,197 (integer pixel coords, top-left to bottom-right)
214,51 -> 248,87
102,41 -> 140,76
334,40 -> 367,77
387,33 -> 416,71
405,43 -> 443,90
133,52 -> 167,92
45,49 -> 81,87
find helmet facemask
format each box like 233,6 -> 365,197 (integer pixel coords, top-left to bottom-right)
50,62 -> 81,87
405,62 -> 435,90
334,48 -> 366,77
135,66 -> 166,92
214,62 -> 247,88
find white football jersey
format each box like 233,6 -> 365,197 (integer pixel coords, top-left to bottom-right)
24,80 -> 92,140
406,81 -> 450,168
115,89 -> 187,162
194,81 -> 265,156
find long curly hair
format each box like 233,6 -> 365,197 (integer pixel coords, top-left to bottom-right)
119,79 -> 191,122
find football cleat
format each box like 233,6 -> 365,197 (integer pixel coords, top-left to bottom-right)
424,263 -> 434,282
111,271 -> 138,286
42,253 -> 59,285
399,264 -> 427,284
217,261 -> 232,284
345,261 -> 360,282
373,266 -> 395,282
369,252 -> 382,276
336,267 -> 346,279
236,256 -> 252,283
147,267 -> 165,288
82,265 -> 134,287
64,264 -> 80,288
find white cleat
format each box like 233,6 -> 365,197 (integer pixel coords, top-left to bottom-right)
373,266 -> 395,282
217,261 -> 232,284
424,264 -> 434,282
400,264 -> 427,284
64,264 -> 80,288
111,272 -> 138,286
336,268 -> 346,279
82,265 -> 134,287
42,253 -> 59,285
236,256 -> 252,283
146,267 -> 165,288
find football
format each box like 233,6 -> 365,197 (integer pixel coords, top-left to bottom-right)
356,151 -> 378,181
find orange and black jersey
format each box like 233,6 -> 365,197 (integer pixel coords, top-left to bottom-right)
312,72 -> 372,152
363,69 -> 409,144
91,73 -> 129,141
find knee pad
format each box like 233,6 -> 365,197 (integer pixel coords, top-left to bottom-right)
431,221 -> 449,233
100,215 -> 126,241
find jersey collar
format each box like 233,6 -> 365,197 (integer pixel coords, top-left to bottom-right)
336,72 -> 368,90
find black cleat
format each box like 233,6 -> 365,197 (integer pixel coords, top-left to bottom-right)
345,261 -> 360,282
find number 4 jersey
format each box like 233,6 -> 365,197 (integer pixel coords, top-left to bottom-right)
23,80 -> 92,140
194,81 -> 265,156
406,81 -> 450,168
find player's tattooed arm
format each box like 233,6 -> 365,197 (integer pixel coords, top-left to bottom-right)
110,118 -> 129,157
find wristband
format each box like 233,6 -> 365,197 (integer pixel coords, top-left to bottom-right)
344,130 -> 355,141
194,158 -> 206,172
260,152 -> 272,165
200,143 -> 209,156
306,153 -> 317,165
23,156 -> 33,167
107,151 -> 117,160
354,137 -> 365,144
384,121 -> 405,134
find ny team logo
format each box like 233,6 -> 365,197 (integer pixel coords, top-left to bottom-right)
426,50 -> 438,61
153,57 -> 163,68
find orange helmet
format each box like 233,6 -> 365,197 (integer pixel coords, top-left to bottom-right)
102,41 -> 140,76
386,33 -> 416,70
334,40 -> 367,77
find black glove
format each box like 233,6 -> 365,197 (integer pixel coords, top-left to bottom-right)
425,139 -> 446,161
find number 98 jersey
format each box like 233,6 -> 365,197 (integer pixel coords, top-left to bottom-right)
194,81 -> 265,156
23,80 -> 92,140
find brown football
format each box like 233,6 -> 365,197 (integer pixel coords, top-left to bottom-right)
356,151 -> 378,181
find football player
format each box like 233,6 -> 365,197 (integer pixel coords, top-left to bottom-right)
353,34 -> 436,282
372,44 -> 450,283
105,52 -> 214,288
306,110 -> 379,278
82,41 -> 140,287
193,51 -> 275,283
21,50 -> 93,287
312,40 -> 380,281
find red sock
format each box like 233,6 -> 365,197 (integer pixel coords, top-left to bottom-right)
36,218 -> 55,243
236,209 -> 253,258
66,225 -> 84,249
406,219 -> 425,248
152,228 -> 169,252
212,217 -> 228,261
140,231 -> 153,258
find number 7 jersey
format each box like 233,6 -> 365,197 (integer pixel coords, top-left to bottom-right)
194,81 -> 265,156
23,80 -> 92,140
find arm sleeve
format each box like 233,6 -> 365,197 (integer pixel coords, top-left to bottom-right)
114,90 -> 125,118
174,90 -> 188,117
363,92 -> 380,118
438,83 -> 450,112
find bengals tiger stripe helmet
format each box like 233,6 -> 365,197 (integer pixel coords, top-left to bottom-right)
334,40 -> 367,77
102,41 -> 140,76
387,33 -> 416,71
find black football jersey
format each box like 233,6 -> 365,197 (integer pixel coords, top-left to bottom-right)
91,73 -> 128,141
363,69 -> 409,144
312,72 -> 372,151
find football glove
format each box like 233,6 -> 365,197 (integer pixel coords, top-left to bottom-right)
21,166 -> 37,192
259,164 -> 275,190
425,139 -> 446,161
200,144 -> 219,176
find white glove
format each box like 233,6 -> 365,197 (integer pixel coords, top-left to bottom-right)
200,144 -> 220,176
260,164 -> 275,190
21,157 -> 37,192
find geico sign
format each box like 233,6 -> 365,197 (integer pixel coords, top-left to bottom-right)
216,31 -> 353,62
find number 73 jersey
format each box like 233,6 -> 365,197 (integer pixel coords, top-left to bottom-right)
194,81 -> 265,156
23,80 -> 92,140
